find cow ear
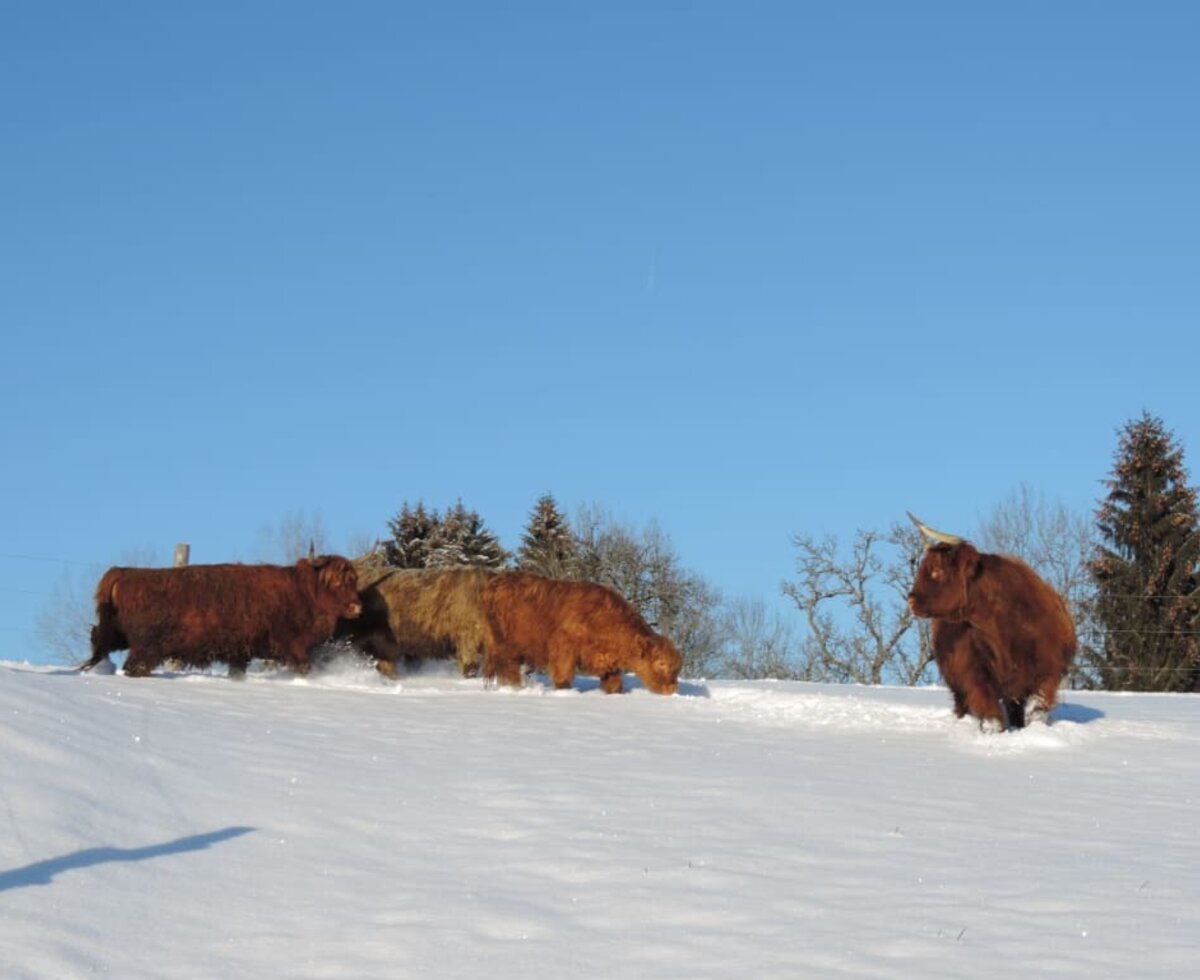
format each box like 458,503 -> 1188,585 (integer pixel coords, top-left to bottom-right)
956,543 -> 982,581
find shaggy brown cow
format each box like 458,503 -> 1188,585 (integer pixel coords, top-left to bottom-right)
481,572 -> 682,694
81,556 -> 362,678
333,559 -> 495,678
906,514 -> 1076,729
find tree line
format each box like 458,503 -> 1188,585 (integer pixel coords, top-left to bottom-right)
365,411 -> 1200,693
38,411 -> 1200,692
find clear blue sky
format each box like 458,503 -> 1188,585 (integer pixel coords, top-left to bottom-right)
3,1 -> 1198,663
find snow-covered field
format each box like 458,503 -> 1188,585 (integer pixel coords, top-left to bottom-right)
2,659 -> 1196,979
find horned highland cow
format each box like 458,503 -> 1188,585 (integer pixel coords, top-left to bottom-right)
481,571 -> 682,694
81,556 -> 362,678
334,558 -> 494,678
906,513 -> 1076,729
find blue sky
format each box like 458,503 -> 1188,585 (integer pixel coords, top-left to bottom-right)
3,1 -> 1198,663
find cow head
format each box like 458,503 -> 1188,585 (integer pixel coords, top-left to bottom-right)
908,541 -> 982,620
635,634 -> 682,695
304,555 -> 363,619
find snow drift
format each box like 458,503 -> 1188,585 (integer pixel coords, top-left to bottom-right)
1,661 -> 1196,978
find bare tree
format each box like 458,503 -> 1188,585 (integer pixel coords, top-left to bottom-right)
782,522 -> 933,685
976,484 -> 1094,605
36,546 -> 162,666
257,509 -> 330,562
718,597 -> 799,680
975,484 -> 1098,687
572,504 -> 723,677
344,531 -> 377,560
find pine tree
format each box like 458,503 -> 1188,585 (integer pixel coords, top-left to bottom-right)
1089,413 -> 1200,691
516,494 -> 579,578
383,500 -> 509,569
427,500 -> 510,569
383,502 -> 440,569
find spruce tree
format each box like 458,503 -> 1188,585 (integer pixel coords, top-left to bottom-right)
383,502 -> 439,569
1089,413 -> 1200,691
383,500 -> 509,569
427,500 -> 509,569
516,494 -> 579,579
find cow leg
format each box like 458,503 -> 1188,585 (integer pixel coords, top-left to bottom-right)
1031,675 -> 1061,721
122,647 -> 158,678
549,659 -> 576,690
375,659 -> 398,680
277,637 -> 312,676
546,645 -> 577,690
483,644 -> 524,687
1001,698 -> 1027,731
83,615 -> 127,671
949,687 -> 969,718
962,684 -> 1003,728
599,672 -> 624,694
457,642 -> 482,678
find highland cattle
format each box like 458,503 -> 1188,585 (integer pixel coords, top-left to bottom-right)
907,514 -> 1076,729
481,572 -> 682,694
81,556 -> 362,678
333,559 -> 494,678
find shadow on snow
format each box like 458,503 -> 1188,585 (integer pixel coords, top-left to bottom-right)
530,673 -> 710,698
0,826 -> 256,893
1049,701 -> 1106,725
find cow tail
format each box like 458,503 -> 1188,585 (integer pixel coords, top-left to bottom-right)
79,568 -> 123,671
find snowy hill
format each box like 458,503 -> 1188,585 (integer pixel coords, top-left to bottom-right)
2,661 -> 1197,979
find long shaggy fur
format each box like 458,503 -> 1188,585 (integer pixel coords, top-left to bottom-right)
909,541 -> 1076,729
335,560 -> 495,677
480,571 -> 682,695
83,556 -> 361,677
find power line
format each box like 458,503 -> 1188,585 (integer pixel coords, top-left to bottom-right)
0,551 -> 100,567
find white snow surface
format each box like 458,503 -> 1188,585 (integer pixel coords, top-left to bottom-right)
1,659 -> 1197,979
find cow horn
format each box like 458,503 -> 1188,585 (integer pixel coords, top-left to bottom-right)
906,511 -> 964,546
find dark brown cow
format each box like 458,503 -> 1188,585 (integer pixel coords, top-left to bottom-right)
81,556 -> 362,678
481,572 -> 682,694
906,514 -> 1076,729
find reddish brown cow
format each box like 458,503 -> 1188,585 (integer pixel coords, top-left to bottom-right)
81,556 -> 362,678
907,515 -> 1076,729
481,572 -> 682,694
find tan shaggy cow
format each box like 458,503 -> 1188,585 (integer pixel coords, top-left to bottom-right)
334,558 -> 494,678
480,571 -> 682,694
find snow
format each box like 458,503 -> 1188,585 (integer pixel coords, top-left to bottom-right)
2,659 -> 1197,979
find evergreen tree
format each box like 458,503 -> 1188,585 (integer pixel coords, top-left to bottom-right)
383,502 -> 439,569
383,500 -> 509,569
428,500 -> 509,569
516,494 -> 579,578
1089,413 -> 1200,691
